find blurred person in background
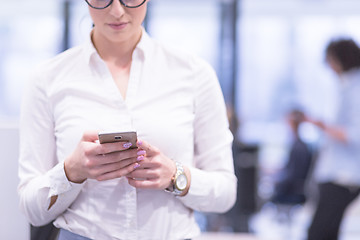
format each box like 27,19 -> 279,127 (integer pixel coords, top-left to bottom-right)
271,109 -> 313,206
306,38 -> 360,240
17,0 -> 237,239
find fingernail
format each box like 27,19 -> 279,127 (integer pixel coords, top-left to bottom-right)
137,150 -> 146,156
123,142 -> 132,148
137,155 -> 144,161
137,140 -> 143,146
134,163 -> 140,169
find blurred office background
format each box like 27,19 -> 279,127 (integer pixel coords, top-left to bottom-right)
2,0 -> 360,239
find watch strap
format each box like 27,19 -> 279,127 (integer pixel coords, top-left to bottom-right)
165,161 -> 186,195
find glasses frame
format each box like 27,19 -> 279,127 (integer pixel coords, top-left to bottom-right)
85,0 -> 147,9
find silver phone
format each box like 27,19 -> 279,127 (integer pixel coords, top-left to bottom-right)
98,131 -> 137,148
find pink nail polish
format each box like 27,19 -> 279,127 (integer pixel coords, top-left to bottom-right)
137,150 -> 146,156
134,163 -> 140,169
137,155 -> 144,161
123,142 -> 132,148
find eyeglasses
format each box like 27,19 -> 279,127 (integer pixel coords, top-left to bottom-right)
85,0 -> 147,9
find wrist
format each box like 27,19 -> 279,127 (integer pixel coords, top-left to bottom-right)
166,161 -> 177,189
165,161 -> 190,196
64,159 -> 86,184
182,166 -> 191,196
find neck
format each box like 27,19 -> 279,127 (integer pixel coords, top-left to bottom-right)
91,28 -> 142,67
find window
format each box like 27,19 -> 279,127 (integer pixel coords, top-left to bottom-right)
0,1 -> 62,122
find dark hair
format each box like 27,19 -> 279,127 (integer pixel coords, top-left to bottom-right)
288,109 -> 305,125
325,38 -> 360,72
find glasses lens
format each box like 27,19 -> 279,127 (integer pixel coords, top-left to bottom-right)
122,0 -> 146,8
87,0 -> 111,9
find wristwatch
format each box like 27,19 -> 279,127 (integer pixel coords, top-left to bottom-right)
165,161 -> 188,195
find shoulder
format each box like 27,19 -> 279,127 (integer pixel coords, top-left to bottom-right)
346,69 -> 360,88
150,38 -> 214,74
37,45 -> 85,75
29,44 -> 86,87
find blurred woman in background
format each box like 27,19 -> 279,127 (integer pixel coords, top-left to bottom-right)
306,38 -> 360,240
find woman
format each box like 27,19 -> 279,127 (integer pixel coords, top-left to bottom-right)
306,38 -> 360,240
18,0 -> 237,239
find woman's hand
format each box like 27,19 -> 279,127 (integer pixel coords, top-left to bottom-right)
126,140 -> 179,190
305,117 -> 347,142
64,131 -> 140,183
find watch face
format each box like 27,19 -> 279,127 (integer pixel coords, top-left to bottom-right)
175,174 -> 187,191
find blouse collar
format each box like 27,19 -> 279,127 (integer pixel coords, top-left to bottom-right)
83,27 -> 153,66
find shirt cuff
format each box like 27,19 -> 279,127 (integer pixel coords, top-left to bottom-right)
178,166 -> 237,213
176,167 -> 211,208
47,161 -> 84,198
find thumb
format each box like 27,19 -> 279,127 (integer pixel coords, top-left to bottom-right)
82,130 -> 101,142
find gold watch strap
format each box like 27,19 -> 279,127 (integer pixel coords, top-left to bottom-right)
165,161 -> 185,195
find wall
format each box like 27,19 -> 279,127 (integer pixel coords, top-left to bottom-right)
0,127 -> 29,240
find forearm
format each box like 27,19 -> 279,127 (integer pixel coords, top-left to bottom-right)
307,119 -> 347,142
323,125 -> 347,142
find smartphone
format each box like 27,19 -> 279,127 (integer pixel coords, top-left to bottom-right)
98,131 -> 137,148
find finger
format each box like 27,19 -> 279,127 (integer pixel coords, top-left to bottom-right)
127,168 -> 157,179
97,148 -> 139,164
96,162 -> 141,181
127,178 -> 159,189
136,139 -> 158,156
93,158 -> 136,177
136,139 -> 151,151
136,149 -> 146,161
97,141 -> 137,155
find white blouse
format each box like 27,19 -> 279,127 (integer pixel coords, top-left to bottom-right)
18,30 -> 237,240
